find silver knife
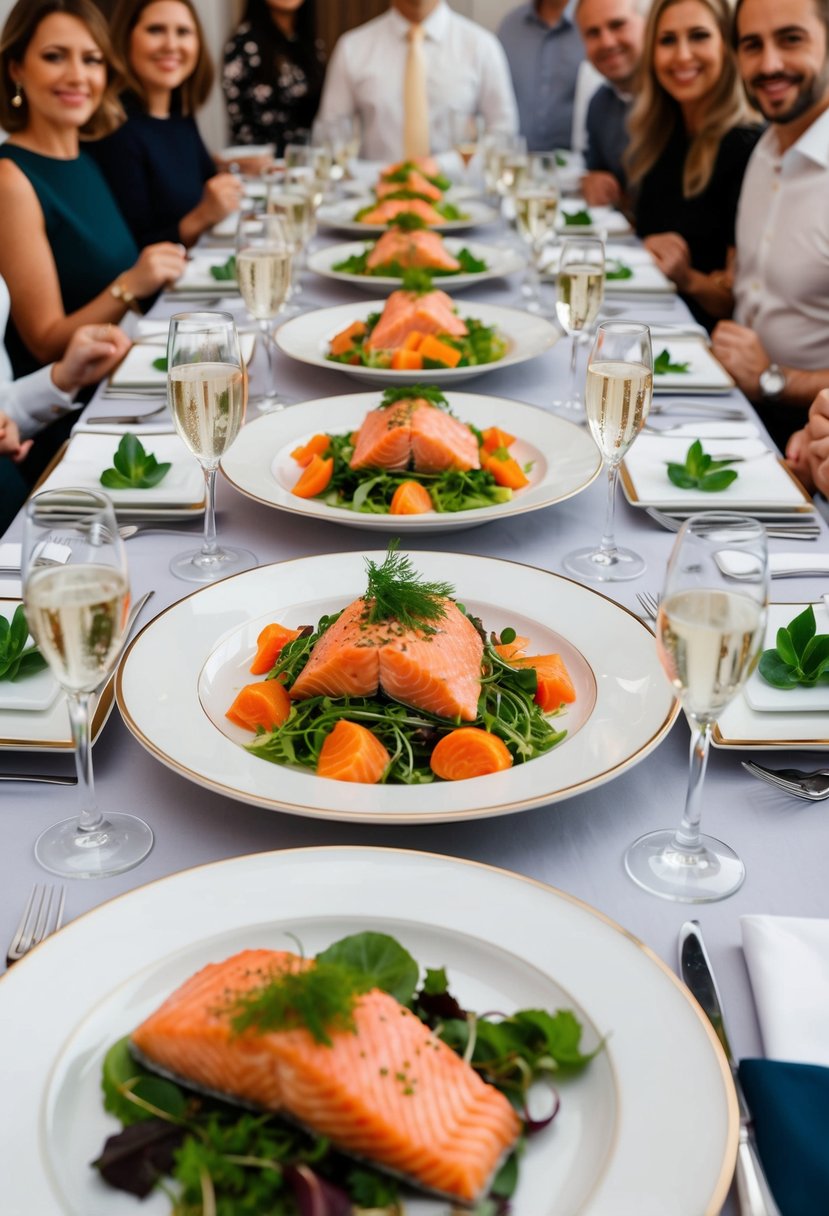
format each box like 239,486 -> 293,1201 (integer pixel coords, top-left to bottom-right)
679,921 -> 781,1216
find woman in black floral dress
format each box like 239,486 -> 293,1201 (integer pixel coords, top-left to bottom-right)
222,0 -> 325,156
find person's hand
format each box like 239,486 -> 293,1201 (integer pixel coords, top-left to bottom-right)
215,153 -> 273,176
580,171 -> 621,207
123,242 -> 187,298
51,324 -> 132,395
198,173 -> 244,226
0,411 -> 32,462
785,423 -> 814,490
643,232 -> 692,291
710,321 -> 770,399
789,388 -> 829,495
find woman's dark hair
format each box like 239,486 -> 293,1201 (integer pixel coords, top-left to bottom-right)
241,0 -> 325,96
110,0 -> 213,115
0,0 -> 124,136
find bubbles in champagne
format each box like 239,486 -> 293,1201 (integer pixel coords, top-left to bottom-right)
25,564 -> 129,693
514,188 -> 559,246
236,249 -> 292,320
169,362 -> 246,465
556,265 -> 604,333
585,360 -> 653,463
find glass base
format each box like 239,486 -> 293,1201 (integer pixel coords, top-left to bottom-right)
35,813 -> 154,879
563,544 -> 645,583
170,544 -> 257,584
624,829 -> 745,903
251,392 -> 295,415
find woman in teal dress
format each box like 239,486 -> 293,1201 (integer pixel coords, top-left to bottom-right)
0,0 -> 186,377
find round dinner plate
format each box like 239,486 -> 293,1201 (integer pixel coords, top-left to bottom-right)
0,846 -> 737,1216
275,299 -> 560,387
317,195 -> 499,235
116,551 -> 678,823
220,391 -> 601,531
307,238 -> 525,293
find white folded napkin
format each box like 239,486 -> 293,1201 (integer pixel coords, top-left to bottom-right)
647,421 -> 760,440
0,542 -> 21,572
716,552 -> 829,578
741,915 -> 829,1065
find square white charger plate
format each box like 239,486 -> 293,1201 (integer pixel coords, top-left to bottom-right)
0,599 -> 59,712
37,432 -> 204,511
542,242 -> 676,294
110,333 -> 255,390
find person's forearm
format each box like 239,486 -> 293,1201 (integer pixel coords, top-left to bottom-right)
177,204 -> 208,249
15,288 -> 129,365
779,368 -> 829,409
681,268 -> 733,321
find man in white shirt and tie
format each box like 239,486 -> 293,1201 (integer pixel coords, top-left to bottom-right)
316,1 -> 519,164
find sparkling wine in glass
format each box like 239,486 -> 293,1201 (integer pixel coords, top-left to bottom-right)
449,110 -> 483,184
167,311 -> 255,583
513,153 -> 559,313
267,185 -> 313,313
236,210 -> 293,411
563,322 -> 652,582
555,237 -> 605,408
625,514 -> 768,901
22,488 -> 153,877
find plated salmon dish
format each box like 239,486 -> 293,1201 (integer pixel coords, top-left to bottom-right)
224,544 -> 575,785
93,928 -> 600,1212
352,157 -> 468,227
287,385 -> 532,515
331,228 -> 489,279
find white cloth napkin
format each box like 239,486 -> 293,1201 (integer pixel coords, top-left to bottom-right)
741,915 -> 829,1065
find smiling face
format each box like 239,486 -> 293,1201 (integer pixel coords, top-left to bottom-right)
128,0 -> 199,96
576,0 -> 646,90
10,11 -> 106,131
736,0 -> 829,130
653,0 -> 725,112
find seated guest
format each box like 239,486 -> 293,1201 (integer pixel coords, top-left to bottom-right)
223,0 -> 325,158
625,0 -> 761,330
316,1 -> 517,163
787,390 -> 829,497
575,0 -> 647,206
0,0 -> 185,378
88,0 -> 242,249
711,0 -> 829,452
499,0 -> 586,151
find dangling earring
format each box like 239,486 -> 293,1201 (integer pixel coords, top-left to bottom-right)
10,83 -> 23,109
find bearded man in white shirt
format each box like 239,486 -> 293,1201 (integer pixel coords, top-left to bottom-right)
711,0 -> 829,449
315,0 -> 518,164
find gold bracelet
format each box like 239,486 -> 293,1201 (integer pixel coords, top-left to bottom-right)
110,280 -> 141,314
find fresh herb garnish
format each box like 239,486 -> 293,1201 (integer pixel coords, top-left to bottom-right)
666,439 -> 738,492
151,355 -> 167,372
400,267 -> 434,293
379,384 -> 448,409
316,932 -> 420,1006
100,433 -> 172,490
654,347 -> 691,375
210,253 -> 236,281
228,958 -> 374,1046
562,208 -> 592,226
555,152 -> 567,167
364,540 -> 452,631
0,605 -> 47,682
758,605 -> 829,689
605,260 -> 633,281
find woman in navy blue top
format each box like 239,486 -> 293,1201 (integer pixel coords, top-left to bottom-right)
88,0 -> 242,248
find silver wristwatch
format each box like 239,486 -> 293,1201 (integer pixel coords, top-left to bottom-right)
759,363 -> 786,401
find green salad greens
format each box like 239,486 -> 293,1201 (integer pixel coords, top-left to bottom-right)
100,434 -> 172,490
759,605 -> 829,689
654,348 -> 691,375
0,605 -> 47,682
380,160 -> 451,192
666,439 -> 739,493
332,245 -> 488,278
327,304 -> 507,369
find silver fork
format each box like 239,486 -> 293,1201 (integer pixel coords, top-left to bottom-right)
7,883 -> 66,964
742,761 -> 829,800
636,591 -> 660,621
645,507 -> 820,541
85,402 -> 168,426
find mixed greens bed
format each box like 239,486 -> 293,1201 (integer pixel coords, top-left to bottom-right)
327,310 -> 507,370
94,929 -> 599,1215
331,245 -> 488,278
354,195 -> 468,223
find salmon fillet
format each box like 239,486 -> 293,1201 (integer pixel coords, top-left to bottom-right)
130,949 -> 520,1204
359,198 -> 445,226
376,170 -> 443,202
290,595 -> 484,720
366,289 -> 467,352
366,229 -> 461,273
351,398 -> 479,472
383,156 -> 441,181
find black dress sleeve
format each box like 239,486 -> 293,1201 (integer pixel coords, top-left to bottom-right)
709,125 -> 762,247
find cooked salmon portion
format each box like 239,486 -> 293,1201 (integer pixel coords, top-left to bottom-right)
366,229 -> 461,273
290,595 -> 484,720
366,288 -> 467,352
359,198 -> 445,226
351,397 -> 479,473
376,170 -> 443,202
130,949 -> 520,1204
383,156 -> 442,181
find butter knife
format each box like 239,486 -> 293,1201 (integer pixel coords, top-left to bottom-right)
679,921 -> 781,1216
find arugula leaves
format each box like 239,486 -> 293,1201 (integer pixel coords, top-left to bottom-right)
0,605 -> 47,682
605,259 -> 633,281
759,605 -> 829,689
562,208 -> 592,226
210,253 -> 237,281
666,439 -> 739,492
100,434 -> 172,490
654,348 -> 691,375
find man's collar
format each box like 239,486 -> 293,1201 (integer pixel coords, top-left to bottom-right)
785,100 -> 829,168
389,1 -> 449,40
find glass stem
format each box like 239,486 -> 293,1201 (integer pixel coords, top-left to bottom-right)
201,467 -> 219,557
673,721 -> 710,852
569,332 -> 580,402
291,248 -> 303,298
260,319 -> 277,398
66,691 -> 103,833
597,463 -> 620,562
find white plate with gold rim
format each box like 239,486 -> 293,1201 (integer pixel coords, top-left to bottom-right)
220,391 -> 601,531
0,846 -> 736,1216
116,551 -> 677,823
317,196 -> 499,235
308,238 -> 525,293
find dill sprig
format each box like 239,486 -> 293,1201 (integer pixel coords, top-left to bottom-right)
379,384 -> 448,410
364,542 -> 453,632
228,960 -> 373,1046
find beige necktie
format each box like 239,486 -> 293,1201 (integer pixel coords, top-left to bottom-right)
403,24 -> 429,160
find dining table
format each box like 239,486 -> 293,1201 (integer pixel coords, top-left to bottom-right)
3,193 -> 829,1216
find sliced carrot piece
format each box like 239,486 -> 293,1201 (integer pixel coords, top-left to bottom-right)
493,634 -> 529,661
317,720 -> 390,783
482,451 -> 529,490
481,426 -> 516,453
292,454 -> 334,499
403,331 -> 427,351
512,653 -> 576,709
329,320 -> 367,357
418,334 -> 463,368
430,727 -> 513,781
249,622 -> 302,675
291,434 -> 330,467
226,680 -> 292,732
390,349 -> 424,370
389,480 -> 433,515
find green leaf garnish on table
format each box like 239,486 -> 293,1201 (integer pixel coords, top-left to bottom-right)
151,355 -> 167,372
562,208 -> 592,226
209,253 -> 236,281
100,433 -> 172,490
605,260 -> 633,281
555,152 -> 567,167
666,439 -> 739,492
0,605 -> 47,682
654,348 -> 691,375
759,605 -> 829,689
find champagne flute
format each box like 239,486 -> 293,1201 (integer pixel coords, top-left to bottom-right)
236,209 -> 293,411
555,237 -> 605,409
449,110 -> 483,185
22,488 -> 153,877
267,183 -> 313,313
563,322 -> 652,581
625,514 -> 768,901
167,311 -> 255,583
283,146 -> 325,213
497,135 -> 528,199
513,153 -> 559,313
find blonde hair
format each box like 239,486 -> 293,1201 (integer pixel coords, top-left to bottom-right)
110,0 -> 214,116
625,0 -> 754,197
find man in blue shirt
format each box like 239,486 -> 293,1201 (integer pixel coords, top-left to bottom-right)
498,1 -> 585,150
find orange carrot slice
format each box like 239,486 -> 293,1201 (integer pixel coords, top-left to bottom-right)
418,335 -> 463,368
481,426 -> 516,453
430,727 -> 513,781
249,622 -> 302,675
512,653 -> 576,709
317,720 -> 390,783
482,451 -> 529,490
493,634 -> 529,661
292,454 -> 334,499
390,349 -> 424,370
402,331 -> 427,351
226,680 -> 292,732
389,480 -> 433,515
291,434 -> 330,467
329,320 -> 367,357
